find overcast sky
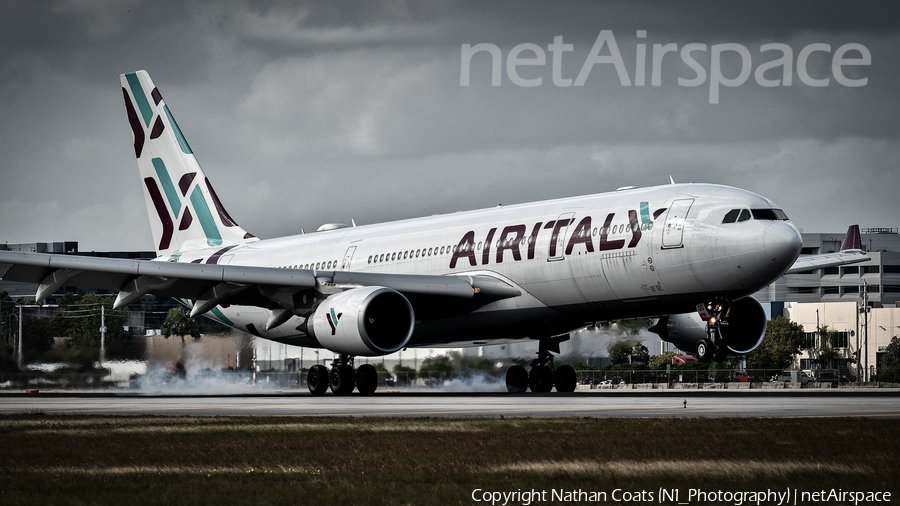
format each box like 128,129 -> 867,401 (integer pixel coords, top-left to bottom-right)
1,1 -> 898,252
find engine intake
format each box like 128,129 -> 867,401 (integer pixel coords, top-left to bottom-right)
650,297 -> 767,357
306,286 -> 414,356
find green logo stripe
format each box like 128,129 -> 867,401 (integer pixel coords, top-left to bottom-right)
125,72 -> 153,127
640,201 -> 651,224
151,158 -> 181,219
210,307 -> 234,326
164,105 -> 193,155
190,185 -> 223,246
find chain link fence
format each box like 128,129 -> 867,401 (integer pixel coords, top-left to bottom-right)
3,368 -> 899,391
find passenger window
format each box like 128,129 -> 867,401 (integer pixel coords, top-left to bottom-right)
738,209 -> 751,222
722,209 -> 740,223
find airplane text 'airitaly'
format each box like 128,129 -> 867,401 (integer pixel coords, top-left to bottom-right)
449,206 -> 665,269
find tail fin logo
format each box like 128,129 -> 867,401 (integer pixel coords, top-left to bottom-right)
122,70 -> 255,254
326,309 -> 343,335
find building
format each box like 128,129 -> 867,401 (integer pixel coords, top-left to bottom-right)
754,228 -> 900,307
784,302 -> 900,381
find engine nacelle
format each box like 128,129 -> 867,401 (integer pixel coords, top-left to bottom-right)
650,297 -> 767,357
306,286 -> 414,356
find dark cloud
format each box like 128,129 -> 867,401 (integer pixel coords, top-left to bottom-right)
0,0 -> 898,251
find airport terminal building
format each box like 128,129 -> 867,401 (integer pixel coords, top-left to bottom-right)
754,227 -> 900,307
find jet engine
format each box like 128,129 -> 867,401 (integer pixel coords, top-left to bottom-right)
649,297 -> 767,360
305,286 -> 415,356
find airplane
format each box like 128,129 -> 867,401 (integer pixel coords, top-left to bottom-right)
0,70 -> 870,395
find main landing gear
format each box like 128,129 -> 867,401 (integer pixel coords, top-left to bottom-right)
505,335 -> 577,393
307,354 -> 379,396
696,298 -> 731,362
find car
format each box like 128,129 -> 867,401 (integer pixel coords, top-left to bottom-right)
816,371 -> 850,386
773,371 -> 813,386
732,371 -> 750,382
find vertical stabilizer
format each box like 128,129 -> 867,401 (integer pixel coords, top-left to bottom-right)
840,225 -> 862,251
120,70 -> 257,257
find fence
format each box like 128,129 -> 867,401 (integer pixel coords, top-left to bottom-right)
2,368 -> 899,391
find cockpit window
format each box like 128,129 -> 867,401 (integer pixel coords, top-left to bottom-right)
737,209 -> 751,222
751,209 -> 789,220
751,209 -> 777,220
722,209 -> 740,223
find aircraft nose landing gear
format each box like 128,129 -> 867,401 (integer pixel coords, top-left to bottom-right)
696,299 -> 731,362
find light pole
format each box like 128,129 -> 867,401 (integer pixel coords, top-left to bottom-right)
17,304 -> 23,369
860,281 -> 870,382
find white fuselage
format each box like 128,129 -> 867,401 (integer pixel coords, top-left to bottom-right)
169,183 -> 801,348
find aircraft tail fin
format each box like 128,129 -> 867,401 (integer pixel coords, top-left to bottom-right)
120,70 -> 257,257
840,225 -> 862,251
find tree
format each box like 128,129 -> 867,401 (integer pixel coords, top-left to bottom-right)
0,291 -> 15,345
883,336 -> 900,368
569,361 -> 598,371
22,316 -> 55,360
816,325 -> 839,370
63,294 -> 131,357
747,316 -> 805,370
816,325 -> 855,371
649,351 -> 678,369
880,336 -> 900,382
630,343 -> 649,364
419,355 -> 453,380
607,340 -> 632,365
161,307 -> 200,342
393,364 -> 417,384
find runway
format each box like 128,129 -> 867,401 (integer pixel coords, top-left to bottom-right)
2,390 -> 899,418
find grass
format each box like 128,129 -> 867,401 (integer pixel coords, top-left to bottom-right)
0,416 -> 896,505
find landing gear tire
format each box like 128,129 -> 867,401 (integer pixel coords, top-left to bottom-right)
554,365 -> 577,393
330,364 -> 355,395
506,365 -> 528,393
307,364 -> 329,395
529,365 -> 553,393
713,342 -> 729,362
355,364 -> 378,395
696,338 -> 713,362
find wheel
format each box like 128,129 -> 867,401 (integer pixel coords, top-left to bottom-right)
713,342 -> 729,362
307,364 -> 329,395
529,365 -> 553,393
505,365 -> 528,393
330,365 -> 355,395
355,364 -> 378,395
554,365 -> 577,393
696,338 -> 713,362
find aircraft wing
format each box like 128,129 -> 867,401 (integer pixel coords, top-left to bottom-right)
782,224 -> 870,275
784,249 -> 870,274
0,250 -> 519,319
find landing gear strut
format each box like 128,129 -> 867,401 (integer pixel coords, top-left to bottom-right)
697,298 -> 731,362
306,354 -> 379,395
505,335 -> 576,393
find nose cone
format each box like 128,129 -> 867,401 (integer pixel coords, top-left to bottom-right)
764,222 -> 802,269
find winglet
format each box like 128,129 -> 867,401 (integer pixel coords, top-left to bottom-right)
669,175 -> 675,185
840,225 -> 862,251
